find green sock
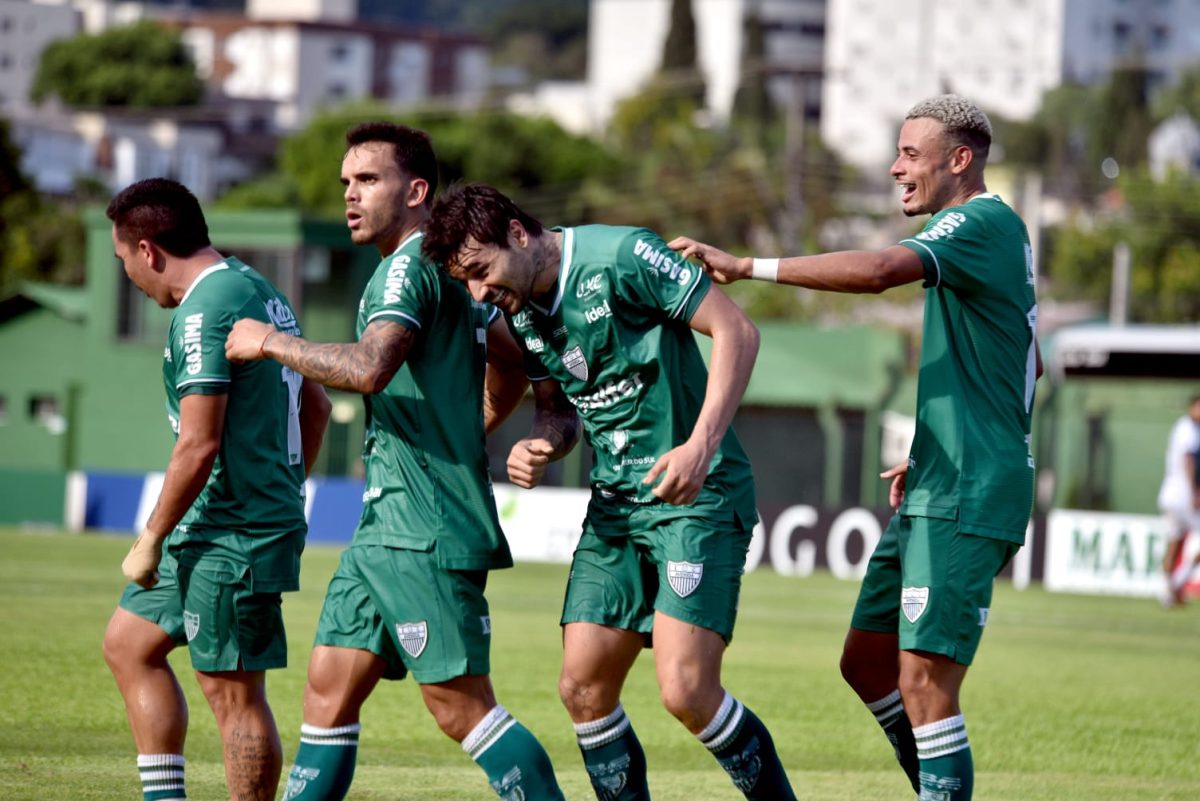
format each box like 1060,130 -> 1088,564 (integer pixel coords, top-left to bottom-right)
865,690 -> 920,792
137,753 -> 185,801
696,692 -> 797,801
914,714 -> 973,800
573,703 -> 651,800
281,723 -> 360,801
462,704 -> 565,801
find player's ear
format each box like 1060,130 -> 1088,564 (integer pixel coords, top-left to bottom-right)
138,239 -> 165,274
406,177 -> 429,209
949,143 -> 974,175
509,219 -> 527,248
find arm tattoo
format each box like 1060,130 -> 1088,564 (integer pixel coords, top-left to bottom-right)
268,320 -> 414,394
530,383 -> 580,456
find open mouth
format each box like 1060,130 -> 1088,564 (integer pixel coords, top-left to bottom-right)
346,210 -> 363,229
898,184 -> 916,203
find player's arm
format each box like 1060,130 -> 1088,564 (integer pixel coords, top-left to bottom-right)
668,238 -> 925,294
123,392 -> 226,588
1035,340 -> 1044,380
507,377 -> 580,489
299,378 -> 332,476
484,316 -> 530,434
226,318 -> 415,395
643,288 -> 758,505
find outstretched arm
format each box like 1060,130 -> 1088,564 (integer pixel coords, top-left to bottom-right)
226,318 -> 415,395
642,287 -> 758,505
506,377 -> 580,489
668,238 -> 925,294
123,392 -> 226,587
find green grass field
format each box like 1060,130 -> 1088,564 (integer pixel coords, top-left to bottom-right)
1,526 -> 1198,800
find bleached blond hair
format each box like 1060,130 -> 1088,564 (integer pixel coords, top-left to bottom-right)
906,94 -> 992,162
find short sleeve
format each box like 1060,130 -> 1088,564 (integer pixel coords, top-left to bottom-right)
362,252 -> 438,334
614,229 -> 711,323
172,305 -> 233,397
899,209 -> 991,293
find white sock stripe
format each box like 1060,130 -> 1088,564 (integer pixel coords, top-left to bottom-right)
865,689 -> 902,712
702,699 -> 745,751
469,718 -> 518,759
912,714 -> 966,739
572,704 -> 627,737
138,754 -> 186,768
462,704 -> 514,757
139,769 -> 186,781
914,715 -> 969,759
576,714 -> 631,749
696,691 -> 735,743
300,722 -> 362,737
142,780 -> 187,791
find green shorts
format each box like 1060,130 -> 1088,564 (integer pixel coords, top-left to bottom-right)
119,546 -> 288,672
314,544 -> 492,684
561,500 -> 752,643
851,514 -> 1018,666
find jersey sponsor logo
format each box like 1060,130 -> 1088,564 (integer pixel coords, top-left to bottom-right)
163,346 -> 172,362
901,586 -> 929,623
363,486 -> 382,502
562,345 -> 589,381
667,560 -> 704,598
586,754 -> 631,800
396,621 -> 428,658
585,299 -> 613,324
576,274 -> 604,299
1024,242 -> 1035,286
282,767 -> 320,801
383,255 -> 412,304
978,607 -> 989,627
915,211 -> 967,242
632,238 -> 694,286
265,297 -> 299,335
183,312 -> 203,375
569,373 -> 644,411
551,325 -> 569,340
525,335 -> 545,353
512,310 -> 532,327
609,430 -> 630,454
183,610 -> 201,642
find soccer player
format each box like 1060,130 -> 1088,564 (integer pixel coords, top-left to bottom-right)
102,178 -> 332,801
421,184 -> 798,801
1157,395 -> 1200,606
224,123 -> 567,801
670,94 -> 1042,801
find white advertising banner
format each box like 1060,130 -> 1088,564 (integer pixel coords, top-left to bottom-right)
1044,509 -> 1173,597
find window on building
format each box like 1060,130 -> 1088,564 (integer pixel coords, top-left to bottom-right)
330,42 -> 350,62
0,16 -> 11,33
29,394 -> 64,434
1152,25 -> 1169,48
327,83 -> 346,99
0,395 -> 8,425
0,54 -> 10,70
116,265 -> 145,340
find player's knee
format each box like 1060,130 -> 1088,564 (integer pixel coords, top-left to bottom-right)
558,671 -> 587,716
657,681 -> 707,729
839,647 -> 866,690
427,700 -> 476,743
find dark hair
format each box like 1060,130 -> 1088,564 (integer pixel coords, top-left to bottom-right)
345,122 -> 439,205
106,178 -> 210,257
421,183 -> 544,270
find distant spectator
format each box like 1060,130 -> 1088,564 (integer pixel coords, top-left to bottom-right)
1158,395 -> 1200,606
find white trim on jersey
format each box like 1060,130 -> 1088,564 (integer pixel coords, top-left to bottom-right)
367,309 -> 422,329
176,377 -> 231,389
546,226 -> 575,317
391,230 -> 423,256
180,260 -> 229,304
671,265 -> 703,320
901,238 -> 941,287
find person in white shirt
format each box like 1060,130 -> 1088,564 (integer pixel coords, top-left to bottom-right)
1158,395 -> 1200,606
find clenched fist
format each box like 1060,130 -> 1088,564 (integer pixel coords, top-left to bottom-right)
122,530 -> 164,588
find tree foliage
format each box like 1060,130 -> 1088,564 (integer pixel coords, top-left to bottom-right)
31,22 -> 203,108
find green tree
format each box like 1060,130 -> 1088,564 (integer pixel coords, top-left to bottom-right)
31,21 -> 203,108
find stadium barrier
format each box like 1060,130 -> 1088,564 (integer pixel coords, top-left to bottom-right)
59,470 -> 1197,596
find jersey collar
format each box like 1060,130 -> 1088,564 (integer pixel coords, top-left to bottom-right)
180,259 -> 229,304
391,229 -> 423,256
530,226 -> 574,316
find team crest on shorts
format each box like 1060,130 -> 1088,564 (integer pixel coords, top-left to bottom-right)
183,610 -> 201,642
396,621 -> 428,658
667,561 -> 704,598
561,346 -> 589,381
901,586 -> 929,623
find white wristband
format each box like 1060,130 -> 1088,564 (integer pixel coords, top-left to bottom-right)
751,258 -> 780,282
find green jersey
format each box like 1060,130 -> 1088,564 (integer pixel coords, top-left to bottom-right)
508,225 -> 756,522
898,194 -> 1037,542
352,231 -> 511,570
163,257 -> 307,590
